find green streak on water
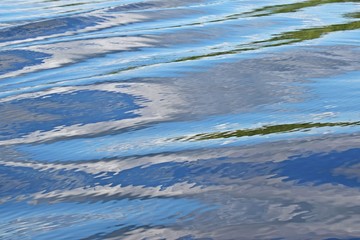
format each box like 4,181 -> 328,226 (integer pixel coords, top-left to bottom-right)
267,21 -> 360,44
176,121 -> 360,141
100,17 -> 360,75
243,0 -> 360,17
174,20 -> 360,62
344,12 -> 360,19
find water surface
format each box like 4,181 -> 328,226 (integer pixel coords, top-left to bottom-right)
1,0 -> 360,239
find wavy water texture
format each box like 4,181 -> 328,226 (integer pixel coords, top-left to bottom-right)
1,0 -> 360,239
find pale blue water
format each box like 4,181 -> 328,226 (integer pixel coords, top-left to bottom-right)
1,0 -> 360,239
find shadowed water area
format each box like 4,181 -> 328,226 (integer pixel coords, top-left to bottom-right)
0,0 -> 360,239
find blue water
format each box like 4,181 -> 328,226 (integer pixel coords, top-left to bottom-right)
1,0 -> 360,239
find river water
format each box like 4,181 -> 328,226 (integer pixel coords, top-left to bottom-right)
1,0 -> 360,239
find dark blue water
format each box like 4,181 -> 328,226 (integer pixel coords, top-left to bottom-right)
1,0 -> 360,239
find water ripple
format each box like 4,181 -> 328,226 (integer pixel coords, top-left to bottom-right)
1,0 -> 360,239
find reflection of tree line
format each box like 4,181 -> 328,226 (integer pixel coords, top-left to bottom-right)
242,0 -> 360,17
202,0 -> 359,22
169,2 -> 360,62
176,121 -> 360,141
262,20 -> 360,46
174,20 -> 360,62
96,3 -> 360,76
344,12 -> 360,19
